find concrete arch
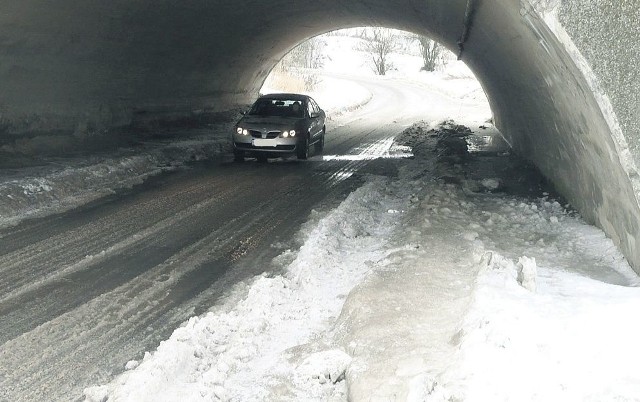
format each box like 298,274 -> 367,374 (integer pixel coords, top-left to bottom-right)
2,0 -> 639,272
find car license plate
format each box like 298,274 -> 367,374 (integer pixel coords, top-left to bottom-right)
252,138 -> 276,147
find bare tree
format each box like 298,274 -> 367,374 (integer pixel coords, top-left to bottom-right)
417,36 -> 443,72
280,37 -> 326,70
270,37 -> 326,91
358,28 -> 399,75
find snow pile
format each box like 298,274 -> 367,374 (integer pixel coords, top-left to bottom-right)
388,122 -> 640,401
0,135 -> 231,228
430,248 -> 640,401
84,120 -> 640,401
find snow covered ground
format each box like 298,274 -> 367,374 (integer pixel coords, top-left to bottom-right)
0,132 -> 230,228
84,121 -> 640,402
319,31 -> 487,106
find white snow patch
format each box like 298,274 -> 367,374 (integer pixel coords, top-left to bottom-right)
295,349 -> 352,385
516,255 -> 537,292
0,136 -> 231,229
480,178 -> 501,190
431,249 -> 640,401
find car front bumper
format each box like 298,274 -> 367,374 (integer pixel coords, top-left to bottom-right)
233,134 -> 299,154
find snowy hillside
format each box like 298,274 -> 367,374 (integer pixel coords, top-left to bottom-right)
263,28 -> 489,112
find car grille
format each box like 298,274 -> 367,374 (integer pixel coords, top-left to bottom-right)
235,142 -> 295,151
249,130 -> 281,139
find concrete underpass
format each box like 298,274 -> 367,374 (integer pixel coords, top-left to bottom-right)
2,1 -> 640,400
2,0 -> 638,272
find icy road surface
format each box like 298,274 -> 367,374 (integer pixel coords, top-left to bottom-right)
0,77 -> 480,401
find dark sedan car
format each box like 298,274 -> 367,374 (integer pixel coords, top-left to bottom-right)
232,93 -> 326,161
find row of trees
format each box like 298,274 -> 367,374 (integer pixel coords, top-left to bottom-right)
271,37 -> 327,91
276,28 -> 447,77
358,28 -> 445,75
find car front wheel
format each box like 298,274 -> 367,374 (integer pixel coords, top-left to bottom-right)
314,128 -> 325,154
233,149 -> 244,162
297,136 -> 309,160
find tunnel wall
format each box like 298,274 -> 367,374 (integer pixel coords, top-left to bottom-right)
510,0 -> 640,270
1,0 -> 640,272
466,0 -> 640,272
555,1 -> 640,168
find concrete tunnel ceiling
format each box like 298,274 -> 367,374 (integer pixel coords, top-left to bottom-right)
2,0 -> 640,273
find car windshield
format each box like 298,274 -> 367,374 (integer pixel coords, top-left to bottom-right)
248,98 -> 305,118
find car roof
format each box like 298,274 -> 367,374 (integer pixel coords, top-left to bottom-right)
259,93 -> 309,102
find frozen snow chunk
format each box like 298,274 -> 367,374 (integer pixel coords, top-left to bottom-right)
517,256 -> 537,292
213,385 -> 226,400
124,360 -> 139,370
395,356 -> 426,377
550,216 -> 559,223
463,231 -> 479,241
478,251 -> 495,272
481,178 -> 502,191
296,349 -> 352,384
83,386 -> 110,402
407,374 -> 438,401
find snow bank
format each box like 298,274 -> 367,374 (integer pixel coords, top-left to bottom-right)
0,134 -> 231,229
431,248 -> 640,401
84,120 -> 640,401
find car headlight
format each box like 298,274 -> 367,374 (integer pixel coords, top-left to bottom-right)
236,127 -> 248,135
281,130 -> 296,138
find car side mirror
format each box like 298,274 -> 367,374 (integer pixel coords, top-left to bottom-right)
310,112 -> 319,118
